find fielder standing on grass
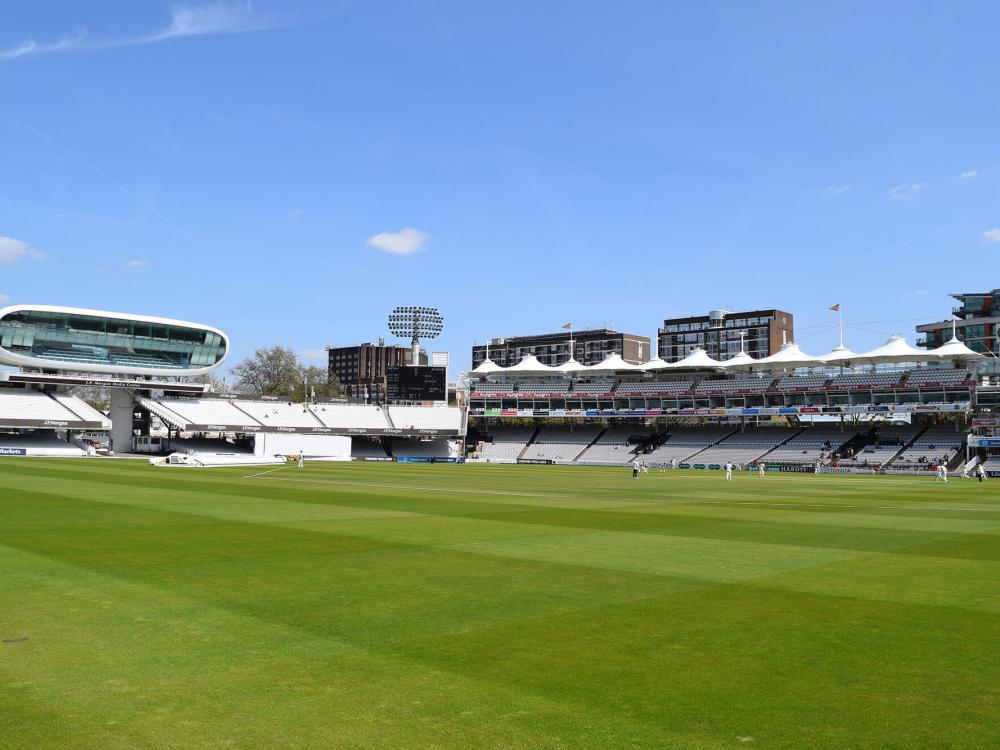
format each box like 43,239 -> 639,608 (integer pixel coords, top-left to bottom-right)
725,461 -> 733,481
632,458 -> 640,480
758,460 -> 766,478
298,452 -> 305,468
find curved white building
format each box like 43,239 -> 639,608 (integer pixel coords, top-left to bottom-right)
0,305 -> 228,377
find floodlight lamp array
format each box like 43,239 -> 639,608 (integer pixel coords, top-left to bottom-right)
387,306 -> 444,339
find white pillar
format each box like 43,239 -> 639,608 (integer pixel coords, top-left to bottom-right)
109,388 -> 134,453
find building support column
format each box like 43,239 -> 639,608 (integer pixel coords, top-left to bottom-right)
109,388 -> 134,454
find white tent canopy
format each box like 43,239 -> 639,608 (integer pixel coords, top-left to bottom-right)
750,342 -> 823,370
502,354 -> 557,375
669,347 -> 723,370
929,335 -> 984,361
817,344 -> 860,367
717,350 -> 758,370
470,358 -> 503,375
638,357 -> 672,372
856,336 -> 938,365
554,357 -> 589,375
584,352 -> 641,374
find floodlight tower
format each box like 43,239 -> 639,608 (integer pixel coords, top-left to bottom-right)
388,306 -> 443,366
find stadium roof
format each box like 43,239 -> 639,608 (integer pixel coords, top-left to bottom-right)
857,335 -> 937,365
751,342 -> 824,370
929,335 -> 984,361
585,353 -> 640,373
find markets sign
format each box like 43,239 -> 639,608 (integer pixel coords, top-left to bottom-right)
0,447 -> 27,456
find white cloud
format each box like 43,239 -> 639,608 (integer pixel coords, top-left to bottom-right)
0,2 -> 276,62
366,227 -> 429,256
961,169 -> 978,178
125,259 -> 149,271
913,289 -> 928,296
0,236 -> 46,262
297,348 -> 328,362
826,184 -> 851,195
885,182 -> 929,199
983,228 -> 1000,243
0,294 -> 10,303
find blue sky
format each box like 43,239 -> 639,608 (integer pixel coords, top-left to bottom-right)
2,1 -> 999,375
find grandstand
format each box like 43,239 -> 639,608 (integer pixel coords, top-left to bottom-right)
837,424 -> 923,467
0,430 -> 87,457
520,425 -> 603,462
474,426 -> 537,463
0,389 -> 111,428
894,425 -> 966,468
311,403 -> 391,430
764,425 -> 859,466
641,426 -> 737,465
390,437 -> 458,459
575,426 -> 652,464
236,400 -> 324,428
688,426 -> 800,468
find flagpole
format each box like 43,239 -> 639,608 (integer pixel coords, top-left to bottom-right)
839,306 -> 844,349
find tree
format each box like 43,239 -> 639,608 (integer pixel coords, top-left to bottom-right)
301,365 -> 340,400
230,346 -> 340,400
231,346 -> 303,398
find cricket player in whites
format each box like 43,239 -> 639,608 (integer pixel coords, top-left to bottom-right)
724,461 -> 733,480
757,460 -> 766,478
936,463 -> 948,484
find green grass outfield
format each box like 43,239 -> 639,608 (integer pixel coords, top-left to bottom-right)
1,458 -> 998,749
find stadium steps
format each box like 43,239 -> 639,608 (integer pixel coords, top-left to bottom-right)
571,428 -> 607,462
137,397 -> 191,430
675,427 -> 741,463
48,393 -> 89,422
515,427 -> 541,461
881,425 -> 930,468
756,427 -> 807,460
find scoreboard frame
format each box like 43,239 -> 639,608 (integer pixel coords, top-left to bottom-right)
385,365 -> 447,402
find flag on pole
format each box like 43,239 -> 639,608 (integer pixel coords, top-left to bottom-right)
828,304 -> 840,312
561,323 -> 572,329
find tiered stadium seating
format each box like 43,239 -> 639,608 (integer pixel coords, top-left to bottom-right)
0,390 -> 91,423
519,425 -> 603,462
476,426 -> 536,463
388,405 -> 463,432
390,438 -> 456,458
470,382 -> 514,396
981,456 -> 1000,474
310,403 -> 391,430
0,431 -> 86,457
51,395 -> 111,426
575,426 -> 652,464
238,400 -> 324,428
774,374 -> 830,391
642,426 -> 736,465
614,380 -> 694,395
690,427 -> 798,467
894,425 -> 966,467
829,371 -> 904,389
143,398 -> 262,428
515,381 -> 572,396
837,424 -> 922,467
764,426 -> 858,465
904,369 -> 973,387
695,376 -> 773,394
570,380 -> 615,395
351,438 -> 389,458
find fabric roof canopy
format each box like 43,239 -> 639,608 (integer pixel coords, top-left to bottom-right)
929,336 -> 984,361
817,344 -> 860,367
638,357 -> 671,372
584,352 -> 641,373
554,357 -> 588,374
856,336 -> 938,364
669,347 -> 723,370
716,350 -> 758,370
502,354 -> 556,375
470,358 -> 503,375
749,342 -> 823,370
